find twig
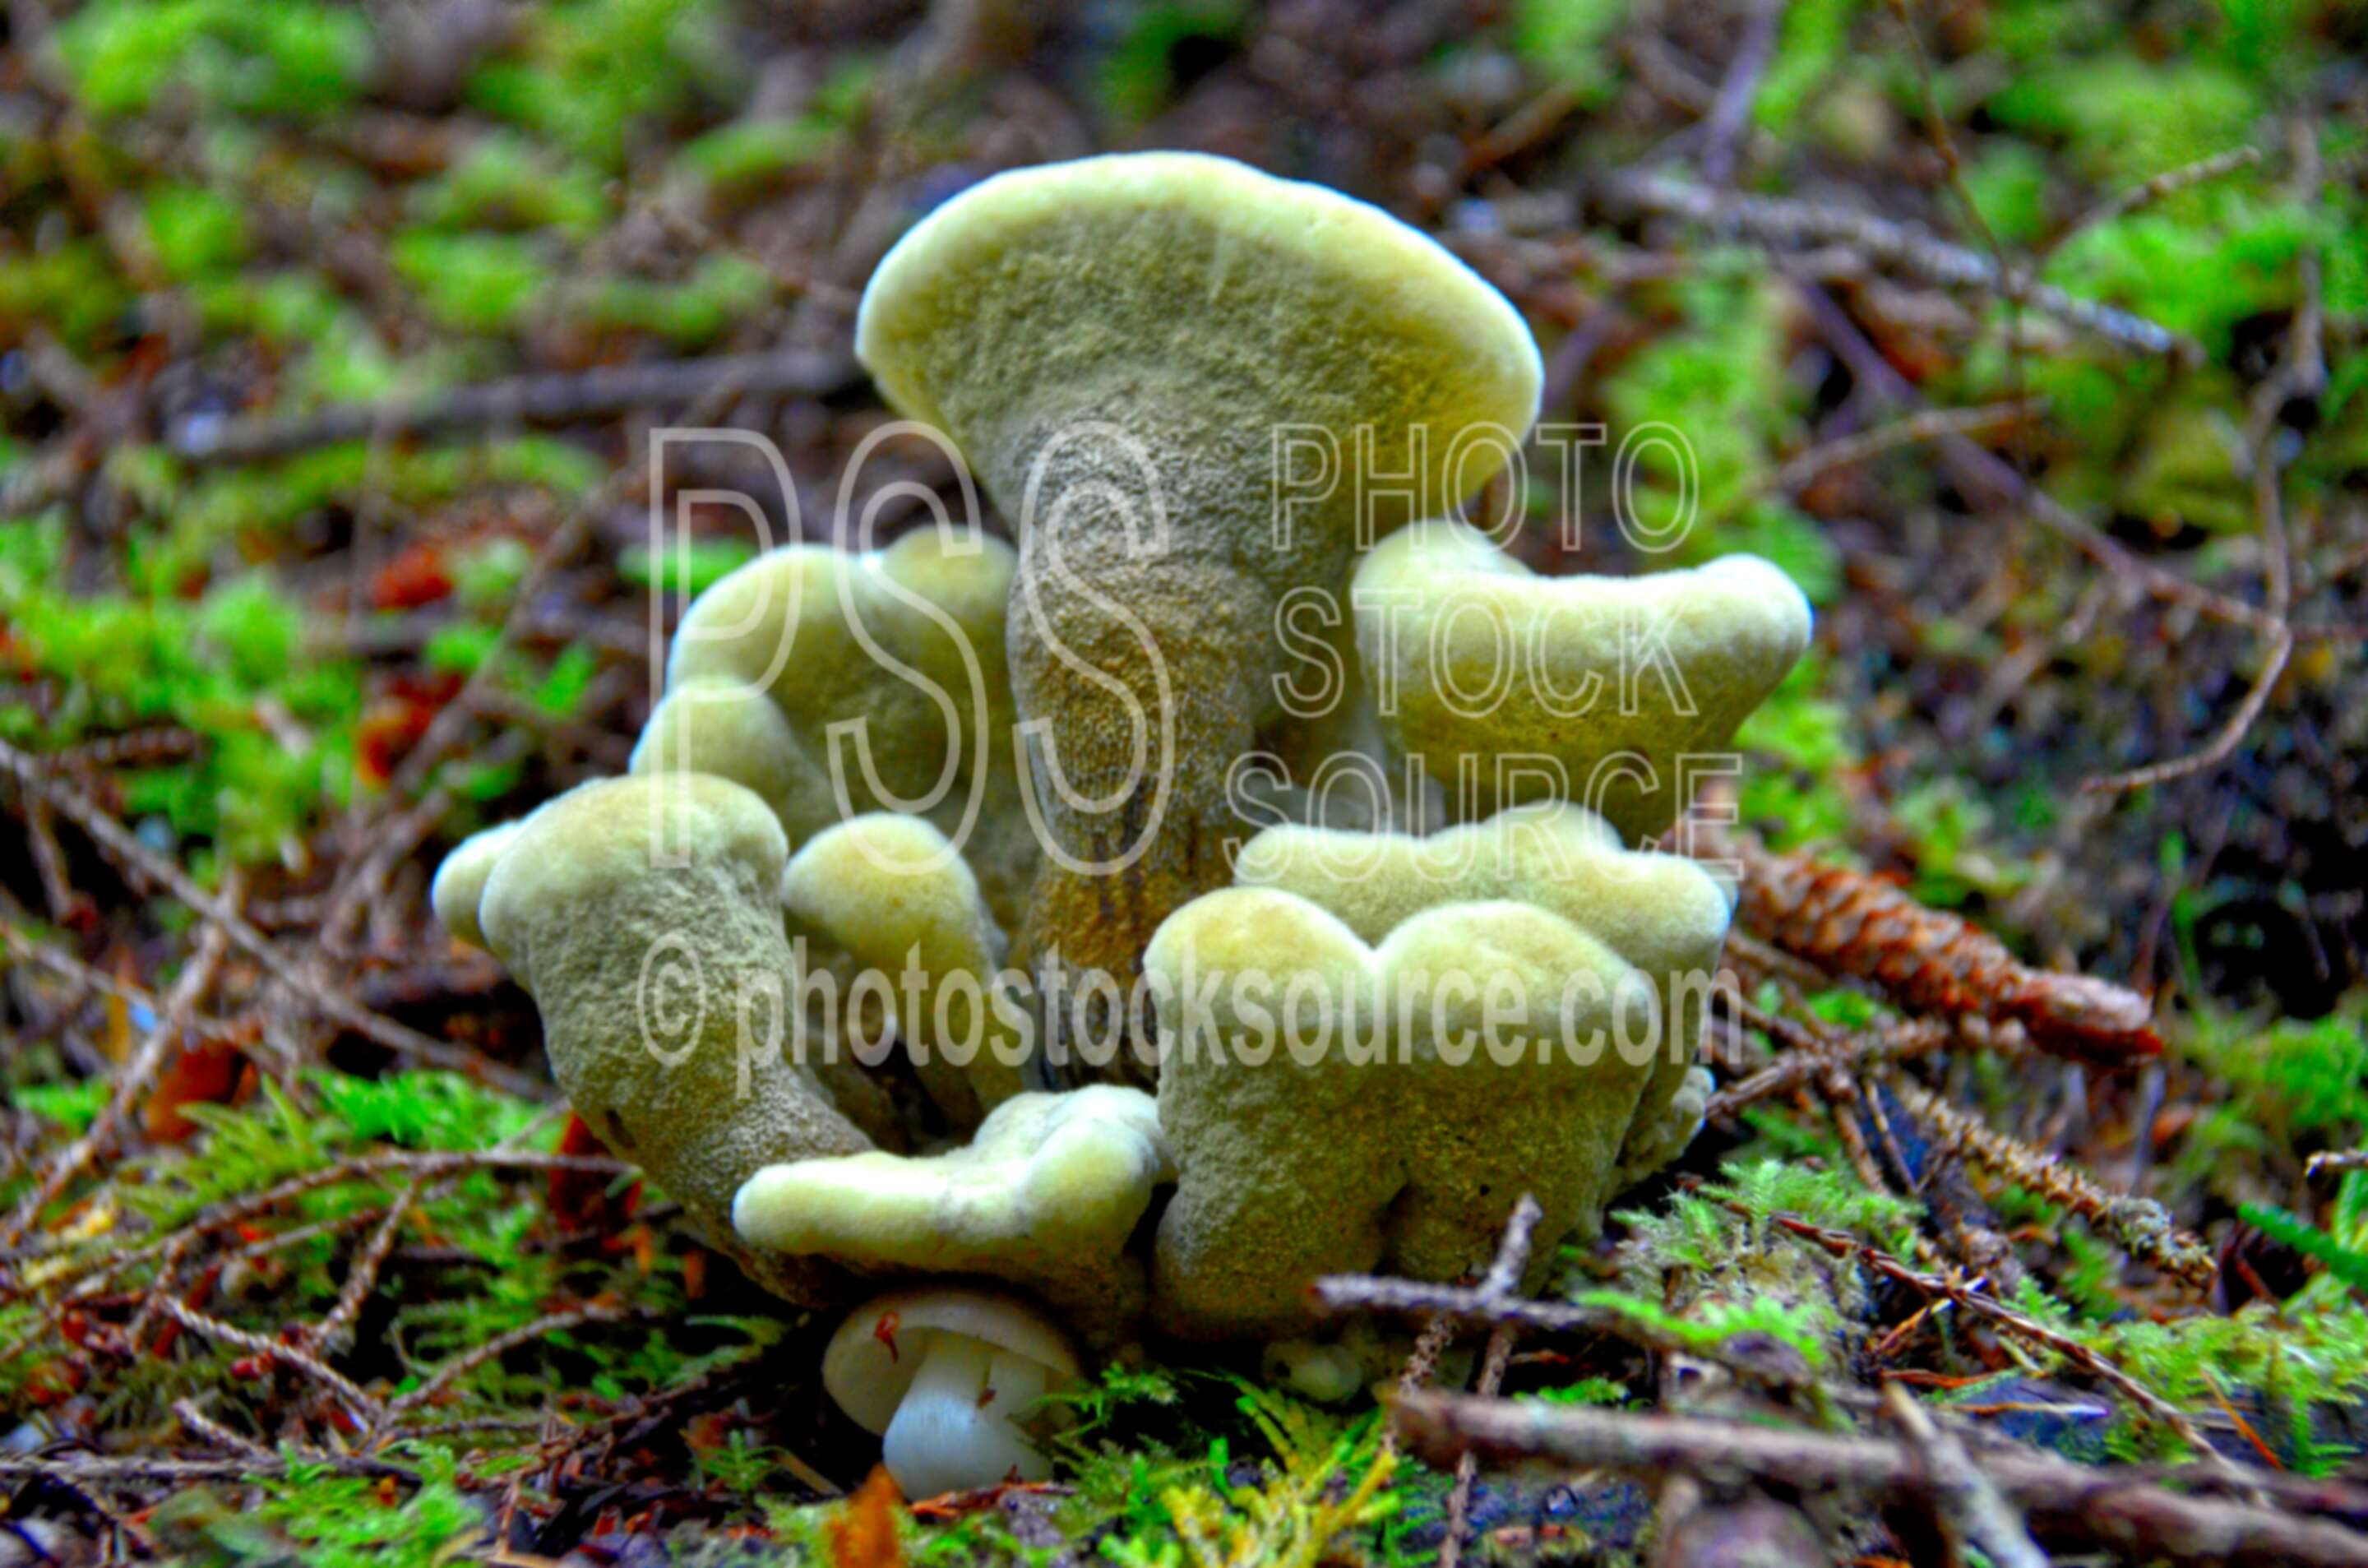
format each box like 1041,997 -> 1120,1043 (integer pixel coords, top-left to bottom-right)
168,349 -> 856,464
0,914 -> 230,1251
0,1450 -> 416,1485
1601,171 -> 2196,359
1770,1214 -> 2230,1468
1773,400 -> 2042,495
1438,1197 -> 1541,1568
1390,1396 -> 2368,1568
1,1149 -> 631,1298
308,1176 -> 421,1353
2058,146 -> 2264,247
1697,0 -> 1781,189
1317,1274 -> 1815,1395
150,1294 -> 386,1424
2083,123 -> 2318,793
0,920 -> 245,1045
383,1301 -> 628,1421
1885,1075 -> 2213,1287
0,738 -> 548,1099
1880,1380 -> 2048,1568
1704,994 -> 1949,1119
173,1398 -> 278,1464
1790,280 -> 2314,644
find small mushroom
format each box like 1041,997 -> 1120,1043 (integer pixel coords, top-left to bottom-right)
781,812 -> 1029,1126
1146,887 -> 1663,1339
734,1085 -> 1169,1337
1353,519 -> 1812,844
632,526 -> 1033,928
857,151 -> 1542,1049
434,773 -> 872,1303
822,1286 -> 1081,1500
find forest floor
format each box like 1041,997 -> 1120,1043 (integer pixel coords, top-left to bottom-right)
2,1 -> 2366,1563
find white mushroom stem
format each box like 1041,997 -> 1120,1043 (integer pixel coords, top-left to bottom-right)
820,1287 -> 1081,1501
881,1334 -> 1057,1500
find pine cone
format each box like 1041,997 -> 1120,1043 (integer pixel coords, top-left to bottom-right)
1737,844 -> 2160,1069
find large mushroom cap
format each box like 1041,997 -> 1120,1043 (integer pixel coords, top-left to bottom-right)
855,151 -> 1542,511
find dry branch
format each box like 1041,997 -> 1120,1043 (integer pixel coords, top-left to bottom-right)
0,916 -> 229,1251
1599,171 -> 2197,359
1885,1075 -> 2213,1287
168,349 -> 857,464
1880,1380 -> 2047,1568
0,737 -> 548,1098
1391,1395 -> 2368,1568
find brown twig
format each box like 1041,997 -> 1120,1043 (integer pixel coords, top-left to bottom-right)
1772,400 -> 2043,495
1880,1380 -> 2048,1568
1599,171 -> 2196,359
0,913 -> 231,1251
150,1293 -> 386,1424
308,1176 -> 422,1354
0,737 -> 548,1098
1704,992 -> 1949,1119
382,1301 -> 629,1422
168,349 -> 857,464
1771,1214 -> 2227,1466
1696,0 -> 1781,189
1,1149 -> 629,1299
1885,1075 -> 2213,1287
1436,1196 -> 1542,1568
2056,146 -> 2264,247
1390,1395 -> 2367,1568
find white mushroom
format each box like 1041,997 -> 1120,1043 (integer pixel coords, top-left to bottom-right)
822,1287 -> 1080,1500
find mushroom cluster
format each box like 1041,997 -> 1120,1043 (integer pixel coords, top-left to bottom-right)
436,151 -> 1810,1498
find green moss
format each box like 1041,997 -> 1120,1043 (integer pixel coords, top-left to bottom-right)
391,229 -> 554,334
58,0 -> 373,120
143,183 -> 250,283
1510,0 -> 1632,105
411,136 -> 611,238
574,252 -> 773,346
465,0 -> 733,169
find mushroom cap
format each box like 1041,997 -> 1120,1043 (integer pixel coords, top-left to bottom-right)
629,529 -> 1021,904
475,772 -> 787,974
442,773 -> 874,1308
856,152 -> 1542,509
1147,886 -> 1667,1339
1353,520 -> 1814,842
733,1086 -> 1170,1338
430,817 -> 525,949
822,1286 -> 1081,1437
781,812 -> 1021,1125
1232,801 -> 1736,1186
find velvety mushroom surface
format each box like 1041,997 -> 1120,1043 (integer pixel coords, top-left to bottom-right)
856,151 -> 1543,1053
1353,519 -> 1813,842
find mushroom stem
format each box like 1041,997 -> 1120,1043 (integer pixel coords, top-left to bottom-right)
881,1334 -> 1057,1499
1002,410 -> 1316,1053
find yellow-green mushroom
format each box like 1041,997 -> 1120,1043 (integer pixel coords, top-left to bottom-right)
734,1085 -> 1169,1339
1231,800 -> 1735,1188
433,774 -> 872,1304
1145,887 -> 1664,1340
856,152 -> 1542,1052
1353,519 -> 1812,844
633,526 -> 1034,929
781,812 -> 1030,1126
